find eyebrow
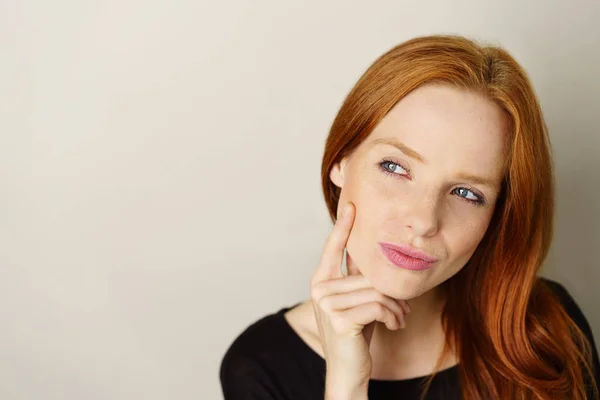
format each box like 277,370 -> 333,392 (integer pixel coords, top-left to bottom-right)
370,137 -> 499,189
371,138 -> 427,163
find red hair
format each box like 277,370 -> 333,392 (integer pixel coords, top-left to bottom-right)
320,34 -> 598,400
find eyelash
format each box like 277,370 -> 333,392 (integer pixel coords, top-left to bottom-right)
377,158 -> 486,207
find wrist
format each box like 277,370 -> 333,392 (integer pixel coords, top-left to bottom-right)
325,378 -> 369,400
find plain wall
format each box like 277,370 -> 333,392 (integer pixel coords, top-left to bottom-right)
1,0 -> 599,398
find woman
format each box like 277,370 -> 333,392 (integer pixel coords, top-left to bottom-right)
219,34 -> 600,399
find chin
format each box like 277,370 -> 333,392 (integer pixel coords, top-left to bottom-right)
364,263 -> 432,300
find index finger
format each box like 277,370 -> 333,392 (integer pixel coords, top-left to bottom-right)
311,201 -> 355,284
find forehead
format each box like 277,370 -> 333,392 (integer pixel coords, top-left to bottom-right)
362,83 -> 509,178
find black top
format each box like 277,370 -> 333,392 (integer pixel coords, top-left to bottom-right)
220,278 -> 599,399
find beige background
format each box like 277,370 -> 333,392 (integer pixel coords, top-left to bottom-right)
2,0 -> 599,399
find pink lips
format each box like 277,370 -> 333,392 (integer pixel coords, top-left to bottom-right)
378,242 -> 438,271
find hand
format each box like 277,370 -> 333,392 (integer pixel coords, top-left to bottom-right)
310,201 -> 411,398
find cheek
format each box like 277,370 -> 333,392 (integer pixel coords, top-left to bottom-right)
344,192 -> 386,258
446,214 -> 492,259
371,172 -> 403,200
344,172 -> 387,218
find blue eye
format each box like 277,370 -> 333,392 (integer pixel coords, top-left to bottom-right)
377,158 -> 485,207
452,187 -> 484,206
380,160 -> 409,176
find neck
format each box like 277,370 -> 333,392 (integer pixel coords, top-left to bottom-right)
369,285 -> 456,379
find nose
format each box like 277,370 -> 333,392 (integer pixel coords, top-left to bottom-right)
403,193 -> 440,237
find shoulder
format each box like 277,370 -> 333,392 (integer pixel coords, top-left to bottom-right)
537,277 -> 600,394
219,303 -> 311,398
536,277 -> 599,362
538,277 -> 591,328
538,276 -> 572,301
537,277 -> 591,330
220,305 -> 292,373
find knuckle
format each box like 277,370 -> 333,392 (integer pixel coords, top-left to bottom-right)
319,296 -> 334,313
310,282 -> 325,301
373,302 -> 385,318
330,313 -> 347,334
309,282 -> 318,297
374,291 -> 388,303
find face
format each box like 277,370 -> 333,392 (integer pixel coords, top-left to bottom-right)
330,83 -> 509,300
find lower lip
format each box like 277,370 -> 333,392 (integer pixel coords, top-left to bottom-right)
379,244 -> 435,271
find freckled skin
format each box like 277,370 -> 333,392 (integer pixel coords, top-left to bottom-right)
329,83 -> 509,300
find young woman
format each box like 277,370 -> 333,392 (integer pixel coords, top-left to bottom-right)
219,34 -> 600,399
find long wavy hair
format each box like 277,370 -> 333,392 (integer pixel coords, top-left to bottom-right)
320,34 -> 598,400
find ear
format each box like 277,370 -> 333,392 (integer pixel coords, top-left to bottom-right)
329,157 -> 348,188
